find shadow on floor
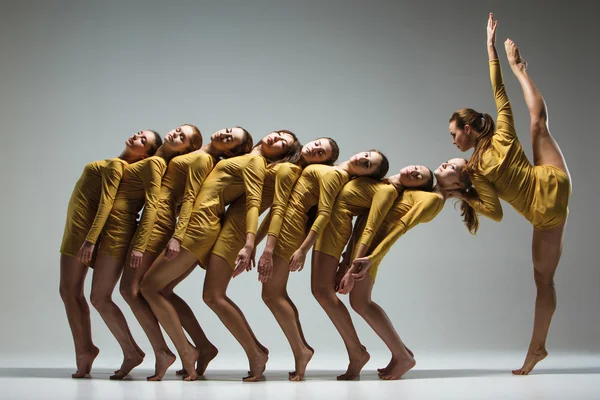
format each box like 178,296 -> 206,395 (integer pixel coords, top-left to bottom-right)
0,367 -> 598,381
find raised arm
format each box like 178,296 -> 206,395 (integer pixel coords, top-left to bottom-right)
466,173 -> 503,222
129,158 -> 165,267
487,13 -> 516,137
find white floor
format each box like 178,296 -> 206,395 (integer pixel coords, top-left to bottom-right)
1,353 -> 598,400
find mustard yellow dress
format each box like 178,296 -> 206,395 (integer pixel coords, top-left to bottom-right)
177,154 -> 267,268
357,190 -> 444,280
274,164 -> 350,261
466,59 -> 571,230
145,152 -> 215,256
211,162 -> 302,268
314,177 -> 398,260
60,158 -> 128,260
98,156 -> 167,264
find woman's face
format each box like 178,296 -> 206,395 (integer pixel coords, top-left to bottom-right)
449,121 -> 474,152
347,151 -> 383,177
435,158 -> 467,188
398,165 -> 432,188
124,130 -> 158,158
163,125 -> 195,153
301,138 -> 333,164
260,131 -> 295,159
210,127 -> 246,154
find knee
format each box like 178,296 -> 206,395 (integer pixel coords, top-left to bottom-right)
530,119 -> 548,137
533,270 -> 555,288
311,284 -> 335,305
59,283 -> 77,302
119,282 -> 140,304
261,290 -> 281,307
139,278 -> 159,300
349,296 -> 369,316
90,291 -> 110,312
202,290 -> 223,309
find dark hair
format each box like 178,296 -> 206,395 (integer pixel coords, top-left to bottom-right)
229,126 -> 253,157
260,129 -> 302,165
419,167 -> 435,191
449,108 -> 495,175
147,130 -> 162,156
323,137 -> 340,166
455,170 -> 479,235
364,149 -> 389,180
181,123 -> 203,151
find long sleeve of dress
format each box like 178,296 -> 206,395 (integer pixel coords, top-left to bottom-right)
173,156 -> 213,241
467,173 -> 504,222
489,59 -> 516,139
268,164 -> 301,238
131,158 -> 165,252
243,156 -> 267,235
85,160 -> 125,244
358,185 -> 398,248
367,195 -> 442,265
310,170 -> 347,236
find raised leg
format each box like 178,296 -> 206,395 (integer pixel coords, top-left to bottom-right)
513,221 -> 566,375
504,38 -> 570,177
59,254 -> 99,378
202,254 -> 268,382
311,251 -> 369,380
349,275 -> 415,380
262,255 -> 313,381
90,253 -> 144,379
139,250 -> 200,381
120,252 -> 175,381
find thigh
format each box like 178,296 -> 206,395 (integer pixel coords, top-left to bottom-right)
532,124 -> 570,178
532,221 -> 566,282
163,263 -> 198,294
91,253 -> 124,297
349,274 -> 375,306
121,252 -> 157,292
262,255 -> 291,295
311,251 -> 338,290
143,250 -> 198,292
60,254 -> 89,293
204,254 -> 233,296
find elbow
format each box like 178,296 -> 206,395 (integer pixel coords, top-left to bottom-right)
489,209 -> 503,222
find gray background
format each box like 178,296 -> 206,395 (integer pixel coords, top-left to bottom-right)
1,0 -> 598,368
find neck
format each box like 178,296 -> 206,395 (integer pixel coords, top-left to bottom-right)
336,160 -> 351,174
388,174 -> 403,192
432,171 -> 444,196
118,150 -> 140,164
250,146 -> 263,156
154,146 -> 177,162
202,143 -> 220,159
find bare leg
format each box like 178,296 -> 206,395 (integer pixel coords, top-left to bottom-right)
90,253 -> 144,379
349,276 -> 415,380
59,255 -> 99,378
311,251 -> 369,380
513,222 -> 565,375
140,250 -> 200,381
202,254 -> 268,382
262,255 -> 313,381
504,38 -> 570,177
163,266 -> 218,376
120,252 -> 176,381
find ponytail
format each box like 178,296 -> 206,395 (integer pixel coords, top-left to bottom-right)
449,109 -> 495,175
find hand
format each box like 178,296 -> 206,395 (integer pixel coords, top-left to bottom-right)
337,273 -> 355,295
487,12 -> 497,46
129,250 -> 143,268
77,241 -> 95,265
350,257 -> 372,281
289,249 -> 307,272
334,262 -> 348,292
164,238 -> 181,261
257,251 -> 274,283
233,245 -> 254,278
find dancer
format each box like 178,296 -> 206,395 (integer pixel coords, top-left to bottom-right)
447,14 -> 571,374
119,126 -> 249,380
59,129 -> 161,378
206,137 -> 338,382
246,150 -> 390,381
140,130 -> 299,381
93,125 -> 202,379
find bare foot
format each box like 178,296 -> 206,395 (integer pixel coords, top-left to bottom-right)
378,345 -> 413,375
110,352 -> 144,380
379,356 -> 416,380
175,368 -> 186,375
178,346 -> 200,381
72,346 -> 100,378
337,346 -> 370,380
243,349 -> 269,382
147,351 -> 177,381
196,345 -> 219,376
114,348 -> 145,375
512,349 -> 548,375
504,38 -> 527,74
289,347 -> 314,381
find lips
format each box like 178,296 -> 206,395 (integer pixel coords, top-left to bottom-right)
128,137 -> 134,145
267,137 -> 274,145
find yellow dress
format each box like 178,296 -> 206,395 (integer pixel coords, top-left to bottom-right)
98,156 -> 167,263
145,152 -> 215,256
358,190 -> 444,280
178,154 -> 267,268
314,177 -> 398,260
466,59 -> 571,230
274,164 -> 350,261
60,158 -> 128,260
211,162 -> 302,268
